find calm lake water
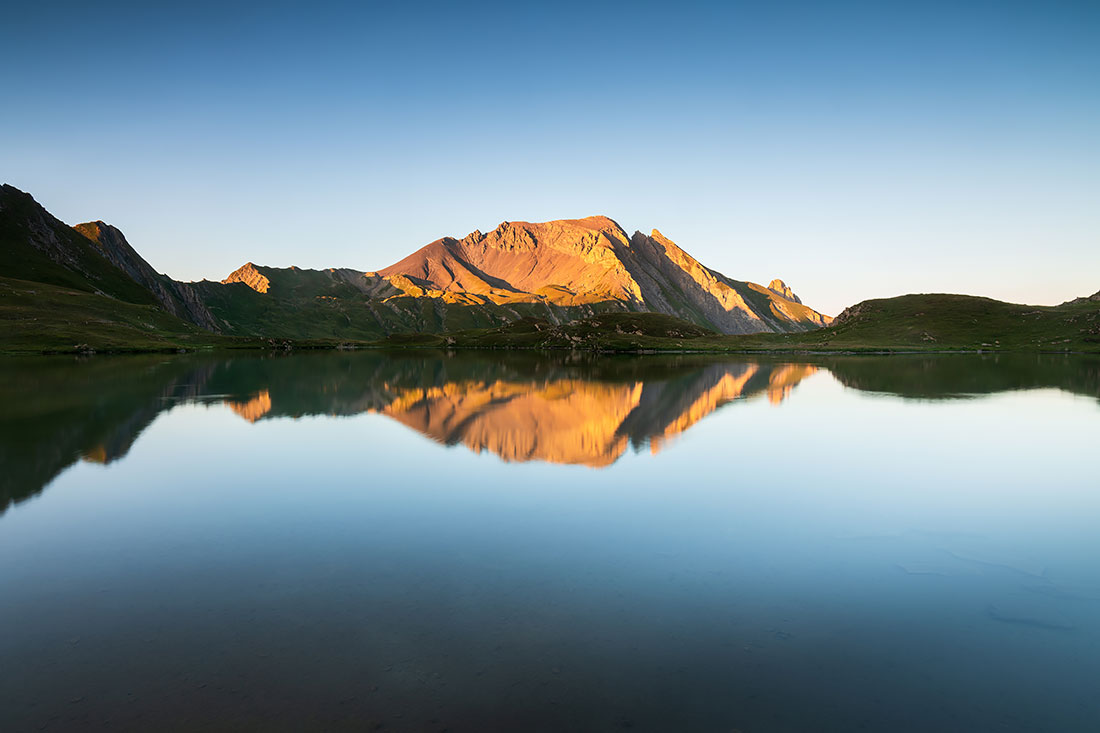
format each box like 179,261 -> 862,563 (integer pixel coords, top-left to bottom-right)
1,350 -> 1098,731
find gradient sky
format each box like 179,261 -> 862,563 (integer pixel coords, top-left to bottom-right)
3,0 -> 1097,315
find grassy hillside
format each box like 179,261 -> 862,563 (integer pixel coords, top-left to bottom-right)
378,293 -> 1100,353
770,293 -> 1100,352
0,276 -> 221,353
193,270 -> 641,341
380,313 -> 715,350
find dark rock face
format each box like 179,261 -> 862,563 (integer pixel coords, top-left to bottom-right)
73,221 -> 222,331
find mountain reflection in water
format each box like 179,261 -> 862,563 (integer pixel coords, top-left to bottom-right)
229,362 -> 817,467
1,350 -> 1097,513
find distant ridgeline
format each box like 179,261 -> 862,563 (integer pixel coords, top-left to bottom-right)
0,184 -> 828,342
4,184 -> 1098,353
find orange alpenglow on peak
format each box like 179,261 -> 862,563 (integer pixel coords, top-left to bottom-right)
367,216 -> 830,334
223,262 -> 271,293
768,279 -> 803,305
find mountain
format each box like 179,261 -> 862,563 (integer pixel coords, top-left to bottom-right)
207,216 -> 829,338
0,185 -> 216,352
375,216 -> 828,334
813,293 -> 1100,351
0,184 -> 163,305
14,183 -> 1096,354
1,186 -> 829,345
72,221 -> 220,330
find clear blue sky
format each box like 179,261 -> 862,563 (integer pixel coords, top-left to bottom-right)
3,0 -> 1097,314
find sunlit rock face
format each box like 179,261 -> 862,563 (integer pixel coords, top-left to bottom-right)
768,279 -> 803,304
223,263 -> 271,294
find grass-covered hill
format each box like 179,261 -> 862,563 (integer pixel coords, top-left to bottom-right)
384,293 -> 1100,353
0,276 -> 220,353
785,293 -> 1100,352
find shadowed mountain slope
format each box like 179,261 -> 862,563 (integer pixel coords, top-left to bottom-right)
72,221 -> 221,330
0,184 -> 161,305
0,186 -> 217,351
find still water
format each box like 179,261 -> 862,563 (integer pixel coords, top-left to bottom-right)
1,351 -> 1098,731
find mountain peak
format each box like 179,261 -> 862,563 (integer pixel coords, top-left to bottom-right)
73,220 -> 123,243
491,215 -> 626,238
768,279 -> 803,304
372,217 -> 830,333
224,262 -> 271,293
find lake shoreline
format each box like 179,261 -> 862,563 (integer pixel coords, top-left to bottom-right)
4,341 -> 1099,358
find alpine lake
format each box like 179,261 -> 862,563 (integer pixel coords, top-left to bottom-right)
1,350 -> 1098,732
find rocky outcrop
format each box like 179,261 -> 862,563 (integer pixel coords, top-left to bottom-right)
223,262 -> 272,293
1064,290 -> 1100,305
768,279 -> 802,304
6,186 -> 85,271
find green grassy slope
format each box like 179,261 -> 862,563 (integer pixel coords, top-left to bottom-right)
378,312 -> 718,350
0,276 -> 220,353
382,293 -> 1100,353
193,268 -> 641,341
759,293 -> 1100,352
